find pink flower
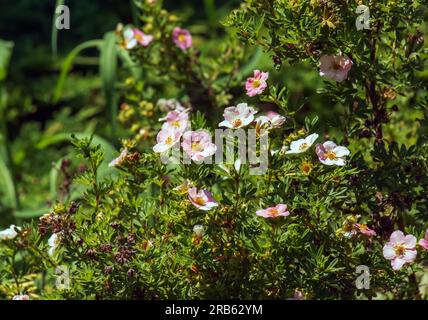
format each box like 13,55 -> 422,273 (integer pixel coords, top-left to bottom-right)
315,141 -> 350,166
256,204 -> 290,219
161,110 -> 189,133
182,130 -> 217,162
319,55 -> 353,82
245,70 -> 269,96
109,148 -> 128,167
12,295 -> 29,300
153,128 -> 182,153
354,223 -> 376,237
188,187 -> 219,211
419,229 -> 428,250
123,28 -> 153,49
383,230 -> 417,271
219,103 -> 257,129
266,111 -> 286,128
172,27 -> 192,51
133,29 -> 153,47
255,112 -> 286,131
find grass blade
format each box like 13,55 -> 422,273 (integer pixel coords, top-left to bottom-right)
0,156 -> 17,211
100,31 -> 119,132
53,39 -> 103,103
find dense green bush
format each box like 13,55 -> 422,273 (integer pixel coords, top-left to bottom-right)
1,0 -> 428,299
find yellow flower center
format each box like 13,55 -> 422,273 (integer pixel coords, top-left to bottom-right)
233,119 -> 242,127
135,33 -> 143,42
267,208 -> 279,216
194,196 -> 205,206
252,79 -> 261,88
394,244 -> 405,256
171,121 -> 180,127
165,136 -> 173,145
326,151 -> 337,160
191,141 -> 204,152
343,223 -> 354,233
299,143 -> 308,151
178,34 -> 186,42
300,162 -> 313,175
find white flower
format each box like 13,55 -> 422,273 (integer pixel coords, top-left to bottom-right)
193,225 -> 205,239
383,230 -> 417,270
12,295 -> 29,300
218,103 -> 257,129
0,225 -> 20,240
48,233 -> 60,256
123,28 -> 137,49
109,148 -> 128,167
157,99 -> 187,113
316,141 -> 350,166
153,127 -> 182,153
160,110 -> 189,133
285,133 -> 319,154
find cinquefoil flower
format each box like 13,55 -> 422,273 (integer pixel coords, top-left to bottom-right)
0,225 -> 20,240
256,204 -> 290,219
153,128 -> 182,153
316,141 -> 350,166
319,55 -> 353,82
219,103 -> 257,129
182,130 -> 217,162
383,230 -> 417,271
286,133 -> 319,154
172,27 -> 192,51
188,187 -> 218,211
245,70 -> 268,97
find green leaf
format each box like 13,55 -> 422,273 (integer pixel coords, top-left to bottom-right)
0,155 -> 17,210
37,132 -> 116,203
117,47 -> 141,79
53,39 -> 103,103
100,31 -> 118,132
0,39 -> 14,81
14,207 -> 49,219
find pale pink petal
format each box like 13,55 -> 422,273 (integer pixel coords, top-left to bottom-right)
419,239 -> 428,250
390,230 -> 405,244
391,258 -> 406,271
402,249 -> 417,262
332,146 -> 350,157
383,243 -> 396,260
403,234 -> 417,249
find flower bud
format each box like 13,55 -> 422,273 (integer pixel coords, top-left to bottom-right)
193,225 -> 205,239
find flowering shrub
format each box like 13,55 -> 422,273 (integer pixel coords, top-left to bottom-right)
1,0 -> 428,300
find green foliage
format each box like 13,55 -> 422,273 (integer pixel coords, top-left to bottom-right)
1,0 -> 428,300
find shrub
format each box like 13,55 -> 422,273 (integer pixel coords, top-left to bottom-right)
1,0 -> 428,300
